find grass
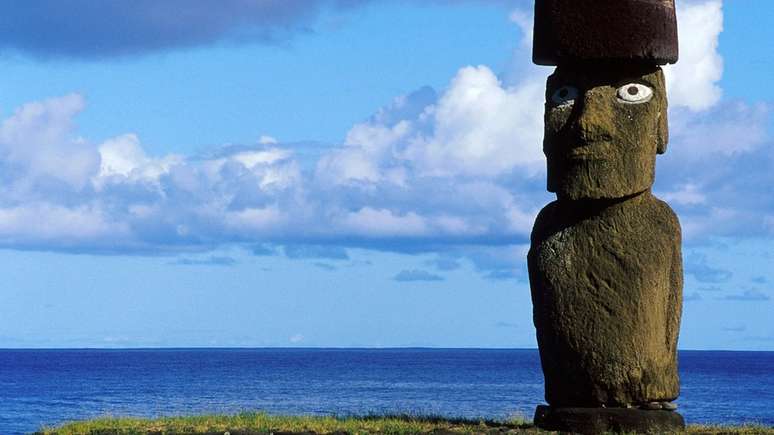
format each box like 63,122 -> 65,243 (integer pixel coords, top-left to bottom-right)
686,425 -> 774,434
37,412 -> 774,435
38,412 -> 532,435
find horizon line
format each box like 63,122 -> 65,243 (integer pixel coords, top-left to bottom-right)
1,346 -> 772,352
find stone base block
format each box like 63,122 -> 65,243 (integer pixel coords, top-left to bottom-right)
534,405 -> 685,434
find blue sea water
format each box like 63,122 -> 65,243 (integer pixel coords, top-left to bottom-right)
0,349 -> 772,434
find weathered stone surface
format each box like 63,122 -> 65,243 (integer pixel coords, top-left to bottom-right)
529,192 -> 682,406
661,401 -> 678,411
533,0 -> 679,66
640,402 -> 663,411
528,64 -> 683,408
543,65 -> 669,200
534,405 -> 686,434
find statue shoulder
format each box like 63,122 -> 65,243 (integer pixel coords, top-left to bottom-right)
647,194 -> 682,239
531,200 -> 560,242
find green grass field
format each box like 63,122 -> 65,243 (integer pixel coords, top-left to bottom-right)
37,412 -> 774,434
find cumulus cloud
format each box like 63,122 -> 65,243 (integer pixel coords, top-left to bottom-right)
663,0 -> 724,111
403,65 -> 545,177
651,1 -> 768,245
653,1 -> 773,242
0,94 -> 99,192
0,87 -> 541,255
652,3 -> 773,243
0,203 -> 128,251
0,0 -> 770,269
655,103 -> 772,241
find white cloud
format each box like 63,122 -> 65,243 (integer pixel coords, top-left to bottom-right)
0,94 -> 99,190
0,203 -> 128,248
664,0 -> 724,111
258,135 -> 278,145
405,65 -> 545,177
317,148 -> 382,184
658,184 -> 706,206
340,208 -> 428,238
98,134 -> 149,177
668,101 -> 769,158
225,206 -> 285,235
0,93 -> 84,146
317,64 -> 545,183
648,1 -> 774,243
97,133 -> 182,183
231,148 -> 290,168
230,148 -> 301,190
508,9 -> 533,49
0,0 -> 769,259
316,120 -> 411,185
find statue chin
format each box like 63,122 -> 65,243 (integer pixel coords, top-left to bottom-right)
547,154 -> 656,201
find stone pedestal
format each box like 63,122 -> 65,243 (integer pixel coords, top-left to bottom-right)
534,405 -> 685,434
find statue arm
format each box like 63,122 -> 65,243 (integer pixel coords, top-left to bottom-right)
528,201 -> 558,329
667,212 -> 683,362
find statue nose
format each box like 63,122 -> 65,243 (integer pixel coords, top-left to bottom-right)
575,90 -> 614,142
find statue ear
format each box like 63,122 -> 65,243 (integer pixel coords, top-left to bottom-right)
656,110 -> 669,154
656,100 -> 668,154
654,68 -> 669,155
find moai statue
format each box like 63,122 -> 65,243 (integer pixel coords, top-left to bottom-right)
528,0 -> 685,433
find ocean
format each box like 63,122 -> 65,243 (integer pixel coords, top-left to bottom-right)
1,349 -> 772,434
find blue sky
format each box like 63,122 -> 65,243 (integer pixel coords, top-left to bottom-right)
0,0 -> 772,350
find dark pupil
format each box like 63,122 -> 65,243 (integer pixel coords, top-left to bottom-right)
559,89 -> 569,98
627,86 -> 639,96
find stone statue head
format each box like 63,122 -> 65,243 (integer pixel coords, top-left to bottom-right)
543,64 -> 668,200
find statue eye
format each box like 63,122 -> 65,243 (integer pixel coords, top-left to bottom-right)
551,86 -> 579,106
616,83 -> 653,104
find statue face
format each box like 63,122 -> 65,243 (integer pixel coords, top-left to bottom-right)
544,65 -> 668,200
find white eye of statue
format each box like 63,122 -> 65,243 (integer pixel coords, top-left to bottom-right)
551,86 -> 579,106
616,83 -> 653,104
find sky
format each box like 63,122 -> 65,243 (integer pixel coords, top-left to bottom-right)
0,0 -> 772,350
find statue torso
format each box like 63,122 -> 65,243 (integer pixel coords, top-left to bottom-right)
528,191 -> 682,406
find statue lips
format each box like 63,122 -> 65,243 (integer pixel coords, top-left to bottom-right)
564,139 -> 614,160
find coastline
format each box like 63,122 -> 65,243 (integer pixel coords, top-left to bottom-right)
37,412 -> 774,434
